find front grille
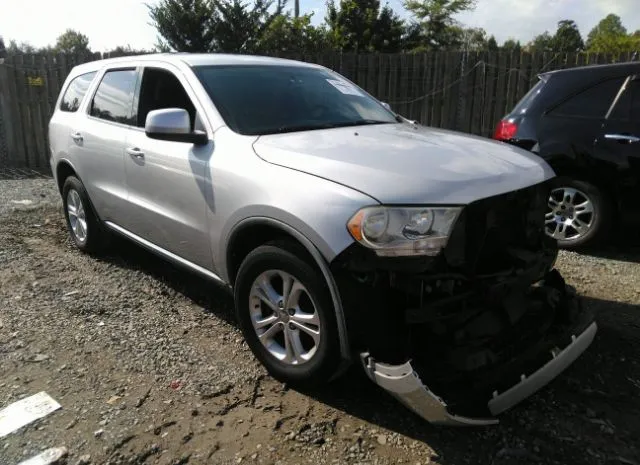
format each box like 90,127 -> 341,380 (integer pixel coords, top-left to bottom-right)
444,180 -> 554,275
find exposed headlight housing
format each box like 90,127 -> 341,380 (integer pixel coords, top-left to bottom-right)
347,206 -> 462,257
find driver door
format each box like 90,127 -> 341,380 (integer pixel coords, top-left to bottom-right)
123,64 -> 215,270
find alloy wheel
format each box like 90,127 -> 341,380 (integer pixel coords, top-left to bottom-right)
66,189 -> 88,243
249,270 -> 321,365
545,187 -> 594,241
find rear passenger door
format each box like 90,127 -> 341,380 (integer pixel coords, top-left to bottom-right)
540,76 -> 626,162
123,63 -> 214,270
596,75 -> 640,205
71,68 -> 138,222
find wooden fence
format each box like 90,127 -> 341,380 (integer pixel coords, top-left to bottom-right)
0,50 -> 638,169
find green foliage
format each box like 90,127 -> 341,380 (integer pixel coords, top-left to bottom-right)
54,29 -> 91,54
258,14 -> 330,54
326,0 -> 404,52
586,14 -> 639,53
7,40 -> 36,54
0,36 -> 5,58
458,27 -> 488,51
402,0 -> 476,50
486,35 -> 498,51
553,20 -> 583,52
502,38 -> 521,52
528,31 -> 553,52
149,0 -> 218,52
107,45 -> 153,57
211,0 -> 284,53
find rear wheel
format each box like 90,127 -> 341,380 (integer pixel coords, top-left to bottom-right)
234,243 -> 341,387
62,176 -> 109,254
545,177 -> 611,249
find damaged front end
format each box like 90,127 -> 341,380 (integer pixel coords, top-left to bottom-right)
332,181 -> 597,425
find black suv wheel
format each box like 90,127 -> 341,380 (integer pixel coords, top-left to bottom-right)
546,177 -> 611,248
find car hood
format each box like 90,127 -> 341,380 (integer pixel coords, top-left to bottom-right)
252,123 -> 555,204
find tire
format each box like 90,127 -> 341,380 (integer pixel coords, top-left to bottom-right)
546,177 -> 611,249
62,176 -> 109,254
234,242 -> 341,387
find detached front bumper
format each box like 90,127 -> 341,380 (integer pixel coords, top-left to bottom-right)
361,321 -> 597,426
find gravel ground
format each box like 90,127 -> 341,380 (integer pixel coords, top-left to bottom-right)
1,178 -> 640,465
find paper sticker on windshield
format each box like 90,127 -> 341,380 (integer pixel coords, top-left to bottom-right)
326,79 -> 363,96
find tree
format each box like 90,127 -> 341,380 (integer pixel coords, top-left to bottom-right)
55,29 -> 91,54
7,40 -> 36,54
458,26 -> 487,51
0,36 -> 6,58
403,0 -> 476,50
149,0 -> 285,53
585,14 -> 634,53
211,0 -> 284,52
528,31 -> 553,52
486,35 -> 498,51
149,0 -> 218,52
107,45 -> 152,57
258,14 -> 330,53
326,0 -> 404,52
552,19 -> 583,52
502,38 -> 521,52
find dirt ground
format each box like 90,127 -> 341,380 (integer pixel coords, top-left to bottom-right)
1,179 -> 640,465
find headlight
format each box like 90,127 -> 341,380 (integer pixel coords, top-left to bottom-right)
347,206 -> 462,257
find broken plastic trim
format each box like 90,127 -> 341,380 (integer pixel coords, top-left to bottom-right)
361,321 -> 598,426
360,354 -> 498,426
488,321 -> 598,415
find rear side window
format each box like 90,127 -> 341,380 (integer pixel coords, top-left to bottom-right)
550,77 -> 625,119
90,69 -> 137,125
609,78 -> 640,121
60,72 -> 96,112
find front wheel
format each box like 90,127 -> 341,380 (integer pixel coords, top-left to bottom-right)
234,243 -> 341,387
545,177 -> 611,249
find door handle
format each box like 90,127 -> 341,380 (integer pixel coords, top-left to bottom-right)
126,147 -> 145,159
70,132 -> 83,143
604,134 -> 640,144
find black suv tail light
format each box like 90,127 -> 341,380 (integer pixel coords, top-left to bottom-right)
493,119 -> 518,141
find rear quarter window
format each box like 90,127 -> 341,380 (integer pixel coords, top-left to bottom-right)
60,72 -> 97,112
512,79 -> 545,115
549,77 -> 625,119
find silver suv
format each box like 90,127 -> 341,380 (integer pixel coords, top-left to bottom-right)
49,54 -> 597,425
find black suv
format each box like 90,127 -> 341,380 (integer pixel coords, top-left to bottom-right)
494,62 -> 640,248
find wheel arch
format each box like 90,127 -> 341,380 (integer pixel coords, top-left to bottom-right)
55,159 -> 80,193
225,217 -> 352,365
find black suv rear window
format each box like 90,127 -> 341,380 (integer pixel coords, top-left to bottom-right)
551,77 -> 625,119
512,79 -> 545,115
60,72 -> 97,112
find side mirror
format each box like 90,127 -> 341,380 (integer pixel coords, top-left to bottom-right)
381,101 -> 392,111
145,108 -> 208,145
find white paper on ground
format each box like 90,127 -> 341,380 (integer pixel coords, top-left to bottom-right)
326,79 -> 363,96
0,392 -> 61,438
17,447 -> 68,465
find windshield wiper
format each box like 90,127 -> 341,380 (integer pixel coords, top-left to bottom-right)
266,119 -> 393,135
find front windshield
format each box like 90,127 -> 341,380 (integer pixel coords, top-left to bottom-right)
193,65 -> 398,135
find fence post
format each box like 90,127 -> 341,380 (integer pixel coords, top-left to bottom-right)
455,50 -> 469,131
0,61 -> 16,166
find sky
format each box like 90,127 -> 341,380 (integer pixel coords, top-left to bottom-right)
0,0 -> 639,52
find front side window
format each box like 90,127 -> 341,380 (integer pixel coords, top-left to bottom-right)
137,68 -> 197,129
193,65 -> 397,135
90,69 -> 137,125
550,77 -> 625,119
60,72 -> 97,112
